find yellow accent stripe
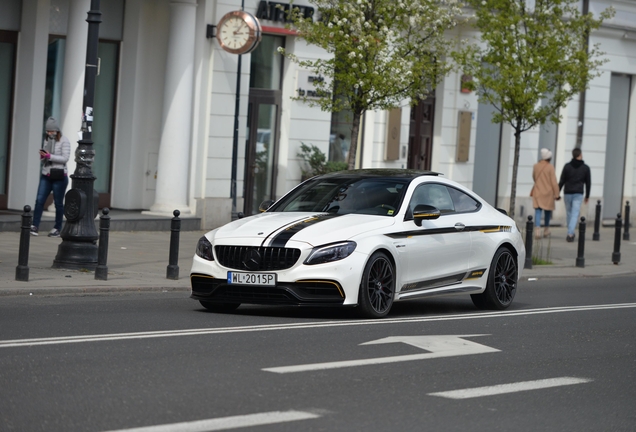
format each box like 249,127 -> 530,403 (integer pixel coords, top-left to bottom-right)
297,279 -> 345,298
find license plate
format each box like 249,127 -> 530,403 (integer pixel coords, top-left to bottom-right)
227,271 -> 276,286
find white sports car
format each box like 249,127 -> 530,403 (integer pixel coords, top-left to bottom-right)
190,169 -> 525,318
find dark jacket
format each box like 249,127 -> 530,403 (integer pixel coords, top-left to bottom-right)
559,159 -> 591,198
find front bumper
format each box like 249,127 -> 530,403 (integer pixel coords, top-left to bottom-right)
190,274 -> 346,306
190,246 -> 369,306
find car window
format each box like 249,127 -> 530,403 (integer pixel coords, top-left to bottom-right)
447,186 -> 481,213
409,184 -> 455,214
271,177 -> 408,216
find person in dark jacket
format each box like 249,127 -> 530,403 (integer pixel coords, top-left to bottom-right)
559,148 -> 591,242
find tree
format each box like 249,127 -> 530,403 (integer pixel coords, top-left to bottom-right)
457,0 -> 614,217
280,0 -> 462,169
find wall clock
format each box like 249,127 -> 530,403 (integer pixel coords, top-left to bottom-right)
216,10 -> 262,55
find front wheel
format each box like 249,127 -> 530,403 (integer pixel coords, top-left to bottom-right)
199,300 -> 240,313
358,252 -> 395,318
471,247 -> 517,310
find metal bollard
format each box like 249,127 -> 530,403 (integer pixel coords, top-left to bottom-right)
593,200 -> 601,241
95,208 -> 111,280
524,215 -> 533,269
576,217 -> 586,268
623,201 -> 630,241
612,213 -> 622,264
15,205 -> 32,282
166,209 -> 181,280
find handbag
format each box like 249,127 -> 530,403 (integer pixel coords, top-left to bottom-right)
49,168 -> 65,181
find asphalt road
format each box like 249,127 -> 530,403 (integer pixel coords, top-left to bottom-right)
1,277 -> 635,432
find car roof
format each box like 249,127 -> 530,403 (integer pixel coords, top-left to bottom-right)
317,169 -> 442,181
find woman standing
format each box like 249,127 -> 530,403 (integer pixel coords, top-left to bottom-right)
531,148 -> 560,239
31,117 -> 71,237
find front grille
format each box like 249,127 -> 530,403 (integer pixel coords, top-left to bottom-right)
215,246 -> 301,271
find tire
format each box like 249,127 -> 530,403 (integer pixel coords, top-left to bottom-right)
471,247 -> 517,310
199,300 -> 240,313
357,252 -> 395,318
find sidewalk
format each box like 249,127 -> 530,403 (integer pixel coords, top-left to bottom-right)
0,226 -> 635,297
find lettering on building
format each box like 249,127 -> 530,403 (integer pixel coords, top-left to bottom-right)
296,70 -> 332,99
256,1 -> 315,22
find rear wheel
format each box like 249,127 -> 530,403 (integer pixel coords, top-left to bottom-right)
471,247 -> 517,310
199,301 -> 240,313
358,252 -> 395,318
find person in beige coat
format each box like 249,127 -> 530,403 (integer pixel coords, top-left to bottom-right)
531,148 -> 560,239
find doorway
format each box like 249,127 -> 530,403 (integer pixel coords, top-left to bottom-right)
243,89 -> 281,216
407,96 -> 435,170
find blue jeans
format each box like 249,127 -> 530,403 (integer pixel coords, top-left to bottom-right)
534,208 -> 552,228
564,193 -> 584,236
33,174 -> 69,230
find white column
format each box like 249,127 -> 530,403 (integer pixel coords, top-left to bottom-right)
60,0 -> 90,181
147,0 -> 197,215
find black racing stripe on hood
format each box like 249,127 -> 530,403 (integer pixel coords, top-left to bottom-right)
268,214 -> 342,247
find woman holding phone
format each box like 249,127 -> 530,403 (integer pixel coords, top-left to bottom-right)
31,117 -> 71,237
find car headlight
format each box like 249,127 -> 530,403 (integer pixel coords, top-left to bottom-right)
195,236 -> 214,261
304,241 -> 357,265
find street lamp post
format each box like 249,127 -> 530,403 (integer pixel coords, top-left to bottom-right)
53,0 -> 101,270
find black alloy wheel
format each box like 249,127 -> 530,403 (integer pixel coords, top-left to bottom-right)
358,252 -> 395,318
471,247 -> 517,310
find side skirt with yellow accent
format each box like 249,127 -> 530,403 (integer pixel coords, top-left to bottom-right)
397,268 -> 488,300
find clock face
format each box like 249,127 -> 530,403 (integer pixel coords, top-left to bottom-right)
216,11 -> 262,55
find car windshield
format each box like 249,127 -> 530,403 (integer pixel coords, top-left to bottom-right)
269,176 -> 409,216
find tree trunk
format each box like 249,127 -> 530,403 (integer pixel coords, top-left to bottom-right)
509,127 -> 522,218
347,111 -> 362,170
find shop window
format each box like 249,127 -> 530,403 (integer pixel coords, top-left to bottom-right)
44,38 -> 119,196
328,94 -> 353,163
249,34 -> 284,90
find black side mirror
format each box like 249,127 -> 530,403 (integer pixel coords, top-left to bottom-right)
413,204 -> 441,226
258,200 -> 275,212
496,208 -> 508,216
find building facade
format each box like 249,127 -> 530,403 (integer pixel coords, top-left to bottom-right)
1,0 -> 635,229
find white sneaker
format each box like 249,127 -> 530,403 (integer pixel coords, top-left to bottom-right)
30,225 -> 39,236
48,229 -> 61,237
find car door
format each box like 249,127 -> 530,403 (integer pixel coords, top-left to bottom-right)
395,183 -> 472,294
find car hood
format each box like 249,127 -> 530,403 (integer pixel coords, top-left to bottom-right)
212,212 -> 395,247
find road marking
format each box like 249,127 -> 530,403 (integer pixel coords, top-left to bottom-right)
263,335 -> 499,373
428,377 -> 593,399
1,303 -> 635,348
101,410 -> 320,432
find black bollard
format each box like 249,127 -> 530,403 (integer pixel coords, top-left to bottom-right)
623,201 -> 630,241
593,200 -> 601,241
576,217 -> 586,268
95,208 -> 111,280
15,205 -> 33,282
612,213 -> 622,264
166,209 -> 181,280
524,215 -> 533,269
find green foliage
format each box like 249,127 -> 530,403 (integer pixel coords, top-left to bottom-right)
456,0 -> 614,215
458,0 -> 614,132
297,143 -> 348,178
281,0 -> 463,168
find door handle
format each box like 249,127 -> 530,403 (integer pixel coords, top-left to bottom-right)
454,223 -> 465,231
